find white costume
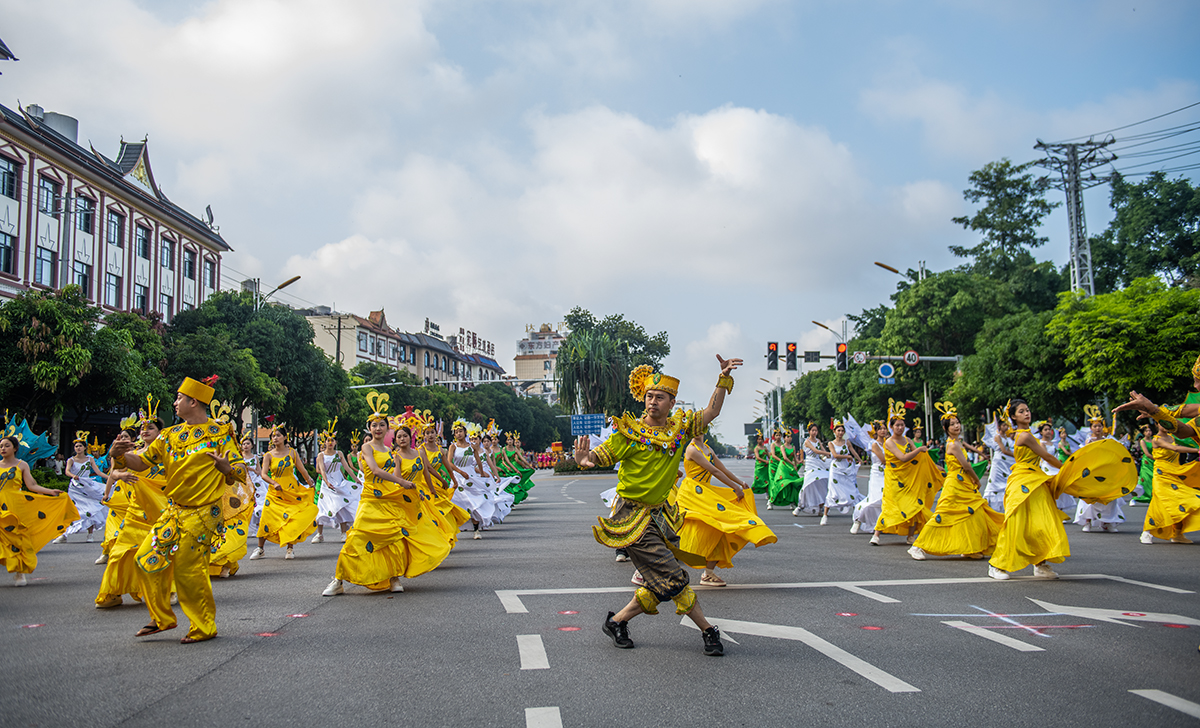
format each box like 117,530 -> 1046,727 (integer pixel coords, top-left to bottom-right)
852,444 -> 885,533
1072,434 -> 1126,529
245,453 -> 269,534
825,442 -> 864,511
794,439 -> 829,515
64,458 -> 107,535
450,444 -> 514,529
315,452 -> 360,528
983,436 -> 1014,512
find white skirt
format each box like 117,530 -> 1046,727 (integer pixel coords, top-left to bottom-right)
1073,498 -> 1124,525
826,462 -> 864,510
452,474 -> 513,529
852,468 -> 885,532
64,475 -> 108,534
316,471 -> 360,527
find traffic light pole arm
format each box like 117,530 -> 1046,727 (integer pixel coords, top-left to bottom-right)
862,355 -> 962,362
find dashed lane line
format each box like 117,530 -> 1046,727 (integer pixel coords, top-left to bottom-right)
525,707 -> 564,728
1129,689 -> 1200,719
517,634 -> 550,670
941,620 -> 1045,652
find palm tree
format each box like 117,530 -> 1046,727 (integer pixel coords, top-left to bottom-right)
555,329 -> 630,415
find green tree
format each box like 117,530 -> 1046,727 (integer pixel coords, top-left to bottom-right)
1089,172 -> 1200,290
563,307 -> 670,368
164,329 -> 285,417
555,328 -> 630,415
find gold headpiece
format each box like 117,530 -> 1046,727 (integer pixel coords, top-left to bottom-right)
268,419 -> 287,436
365,391 -> 390,424
1084,404 -> 1105,424
830,419 -> 844,430
88,435 -> 106,456
240,430 -> 254,444
119,411 -> 140,431
350,428 -> 362,445
394,406 -> 434,433
178,375 -> 218,405
507,431 -> 521,442
321,417 -> 339,445
138,394 -> 161,426
934,401 -> 957,423
887,399 -> 906,423
208,398 -> 232,425
869,419 -> 887,437
997,398 -> 1013,427
484,419 -> 501,439
1192,352 -> 1200,379
465,421 -> 483,438
74,429 -> 90,445
629,364 -> 679,400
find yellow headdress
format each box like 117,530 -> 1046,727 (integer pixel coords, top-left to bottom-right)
997,399 -> 1013,427
629,364 -> 679,400
88,435 -> 107,457
869,419 -> 886,437
320,417 -> 339,445
365,391 -> 390,424
1192,352 -> 1200,379
350,428 -> 362,445
73,430 -> 89,445
208,398 -> 233,425
1084,404 -> 1110,433
119,411 -> 140,432
138,394 -> 161,426
887,399 -> 906,423
394,406 -> 434,433
934,401 -> 957,424
507,431 -> 521,443
178,375 -> 218,405
484,419 -> 501,439
464,421 -> 483,438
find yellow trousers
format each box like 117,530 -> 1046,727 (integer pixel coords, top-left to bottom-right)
135,501 -> 223,641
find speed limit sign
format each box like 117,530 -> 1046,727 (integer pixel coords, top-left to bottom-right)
903,350 -> 920,366
852,351 -> 867,364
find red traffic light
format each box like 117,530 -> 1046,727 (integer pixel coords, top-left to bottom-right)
836,342 -> 848,353
768,342 -> 778,351
786,343 -> 797,353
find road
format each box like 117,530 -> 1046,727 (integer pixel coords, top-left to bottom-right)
2,460 -> 1198,727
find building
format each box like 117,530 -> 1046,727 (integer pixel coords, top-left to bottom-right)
513,323 -> 566,403
0,103 -> 229,321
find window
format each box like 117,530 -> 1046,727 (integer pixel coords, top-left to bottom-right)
0,232 -> 13,275
203,260 -> 216,288
104,273 -> 121,307
159,239 -> 174,270
72,261 -> 91,295
0,157 -> 16,199
398,345 -> 406,363
442,355 -> 448,371
133,284 -> 148,313
34,247 -> 55,286
358,332 -> 367,352
134,225 -> 149,258
544,360 -> 552,371
424,351 -> 430,367
453,361 -> 458,376
410,350 -> 416,365
183,249 -> 196,280
160,293 -> 173,323
75,197 -> 95,234
38,177 -> 60,217
107,212 -> 125,247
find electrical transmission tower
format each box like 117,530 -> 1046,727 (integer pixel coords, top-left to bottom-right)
1033,138 -> 1117,296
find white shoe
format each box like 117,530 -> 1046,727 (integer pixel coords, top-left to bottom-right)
1106,524 -> 1119,533
170,593 -> 178,605
342,532 -> 349,542
12,573 -> 27,587
473,531 -> 482,540
1081,523 -> 1091,532
908,546 -> 927,561
614,552 -> 629,562
630,570 -> 645,586
284,547 -> 295,560
988,565 -> 1010,581
51,535 -> 67,544
850,522 -> 861,535
94,553 -> 108,565
1033,563 -> 1059,579
322,578 -> 344,596
906,533 -> 916,545
86,533 -> 94,543
1140,531 -> 1154,545
766,503 -> 773,510
310,532 -> 324,544
869,533 -> 881,546
218,566 -> 231,579
389,577 -> 404,593
791,507 -> 802,516
820,513 -> 828,526
248,547 -> 265,560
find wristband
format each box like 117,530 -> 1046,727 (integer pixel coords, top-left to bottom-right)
1152,406 -> 1180,434
716,374 -> 734,394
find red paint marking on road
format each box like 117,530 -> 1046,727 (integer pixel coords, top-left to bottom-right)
557,626 -> 582,632
21,624 -> 44,629
287,614 -> 308,618
836,613 -> 858,617
861,626 -> 883,630
1122,612 -> 1146,617
558,610 -> 579,615
255,632 -> 280,637
1163,624 -> 1189,629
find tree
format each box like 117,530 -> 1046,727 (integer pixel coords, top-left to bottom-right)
1089,172 -> 1200,290
163,329 -> 285,417
563,307 -> 670,368
555,328 -> 631,415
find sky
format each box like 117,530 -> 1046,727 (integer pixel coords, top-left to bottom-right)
2,0 -> 1198,442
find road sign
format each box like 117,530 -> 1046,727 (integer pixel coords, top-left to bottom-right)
878,363 -> 895,378
570,414 -> 607,436
903,350 -> 920,366
879,377 -> 895,385
852,351 -> 867,364
804,350 -> 820,363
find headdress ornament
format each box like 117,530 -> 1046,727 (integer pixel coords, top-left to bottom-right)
350,428 -> 362,445
88,435 -> 106,457
869,419 -> 887,437
998,398 -> 1013,427
394,406 -> 434,433
887,399 -> 906,423
1084,403 -> 1105,424
365,391 -> 390,424
119,411 -> 140,431
208,398 -> 233,425
934,401 -> 958,423
320,417 -> 339,445
484,419 -> 501,439
1192,352 -> 1200,379
830,418 -> 844,430
629,364 -> 679,400
266,416 -> 287,437
73,429 -> 90,445
464,421 -> 483,438
507,431 -> 521,442
138,394 -> 161,426
178,375 -> 218,405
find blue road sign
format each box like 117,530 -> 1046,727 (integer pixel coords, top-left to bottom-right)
570,414 -> 607,436
878,363 -> 896,378
879,377 -> 896,385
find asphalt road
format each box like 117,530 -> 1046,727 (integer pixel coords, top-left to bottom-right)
2,460 -> 1198,728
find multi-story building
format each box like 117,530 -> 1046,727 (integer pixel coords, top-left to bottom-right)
514,323 -> 566,403
0,103 -> 229,320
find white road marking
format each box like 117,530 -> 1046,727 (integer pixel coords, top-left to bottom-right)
1027,598 -> 1200,627
525,706 -> 564,728
1129,689 -> 1200,719
499,587 -> 634,614
683,616 -> 920,693
941,620 -> 1044,652
517,634 -> 550,670
838,585 -> 901,604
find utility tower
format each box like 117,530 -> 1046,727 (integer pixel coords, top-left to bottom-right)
1034,138 -> 1116,296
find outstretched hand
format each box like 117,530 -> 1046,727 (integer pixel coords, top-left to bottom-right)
1113,391 -> 1157,416
716,355 -> 743,376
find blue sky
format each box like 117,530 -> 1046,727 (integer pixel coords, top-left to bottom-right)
3,0 -> 1197,440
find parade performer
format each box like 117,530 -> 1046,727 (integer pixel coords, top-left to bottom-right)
322,393 -> 452,596
575,354 -> 742,657
205,400 -> 254,579
55,432 -> 107,543
241,435 -> 268,536
1139,419 -> 1200,544
750,432 -> 770,495
794,423 -> 830,516
447,420 -> 511,538
1132,424 -> 1155,505
764,429 -> 785,508
982,416 -> 1015,513
504,432 -> 537,498
1,435 -> 78,587
1073,406 -> 1127,533
407,409 -> 472,547
672,432 -> 776,586
97,418 -> 141,565
767,428 -> 803,511
822,420 -> 864,526
851,422 -> 886,535
249,423 -> 317,561
312,418 -> 360,544
988,399 -> 1134,581
109,376 -> 247,643
871,400 -> 942,546
909,403 -> 1002,560
1035,421 -> 1076,516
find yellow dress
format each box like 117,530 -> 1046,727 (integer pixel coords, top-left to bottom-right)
334,447 -> 452,590
671,445 -> 777,569
0,465 -> 78,574
421,445 -> 472,546
207,459 -> 256,576
1144,444 -> 1200,539
912,439 -> 1003,556
96,460 -> 170,604
257,449 -> 318,547
875,439 -> 942,535
991,431 -> 1131,572
101,470 -> 134,556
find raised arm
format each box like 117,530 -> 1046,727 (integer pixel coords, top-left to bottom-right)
700,355 -> 743,430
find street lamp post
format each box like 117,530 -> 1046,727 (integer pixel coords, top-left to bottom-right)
250,275 -> 302,452
874,261 -> 933,434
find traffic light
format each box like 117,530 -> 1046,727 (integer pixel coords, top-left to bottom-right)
785,342 -> 797,370
767,342 -> 778,370
835,342 -> 848,371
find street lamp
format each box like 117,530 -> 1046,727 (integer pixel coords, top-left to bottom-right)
254,275 -> 302,312
875,260 -> 926,282
811,320 -> 845,342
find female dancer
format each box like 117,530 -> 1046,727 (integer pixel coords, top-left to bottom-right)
794,423 -> 829,516
249,425 -> 317,561
851,422 -> 886,534
872,400 -> 942,546
983,416 -> 1014,513
1073,406 -> 1127,533
750,432 -> 771,495
411,414 -> 472,546
1132,424 -> 1155,505
989,399 -> 1133,580
323,394 -> 452,596
909,403 -> 1002,560
1035,421 -> 1077,516
55,432 -> 108,543
822,421 -> 863,526
767,429 -> 803,511
312,419 -> 360,543
672,432 -> 776,586
1,435 -> 78,586
447,420 -> 508,538
504,432 -> 537,498
242,435 -> 269,536
97,422 -> 139,565
1139,420 -> 1200,544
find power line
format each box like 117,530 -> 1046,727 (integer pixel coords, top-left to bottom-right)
1047,100 -> 1200,144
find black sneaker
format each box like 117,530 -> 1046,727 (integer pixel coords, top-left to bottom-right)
603,611 -> 634,649
702,626 -> 724,656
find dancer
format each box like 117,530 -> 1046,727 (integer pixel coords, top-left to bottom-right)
576,355 -> 741,657
1,435 -> 78,586
109,376 -> 247,643
1132,424 -> 1155,505
872,400 -> 942,546
322,392 -> 452,596
1073,405 -> 1127,533
312,418 -> 360,544
504,432 -> 537,499
909,403 -> 1002,560
1035,421 -> 1077,516
822,420 -> 864,526
982,416 -> 1015,513
206,400 -> 254,579
767,428 -> 803,511
242,435 -> 268,536
249,424 -> 317,561
764,429 -> 784,508
851,422 -> 886,534
988,399 -> 1133,580
750,431 -> 771,495
97,419 -> 140,565
56,432 -> 108,543
673,432 -> 776,586
447,420 -> 510,538
1139,419 -> 1200,544
794,423 -> 830,516
407,409 -> 472,547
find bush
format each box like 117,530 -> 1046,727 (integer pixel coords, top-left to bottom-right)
553,459 -> 616,475
31,467 -> 69,491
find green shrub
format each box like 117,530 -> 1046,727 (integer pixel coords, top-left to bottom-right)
553,459 -> 615,475
31,467 -> 70,491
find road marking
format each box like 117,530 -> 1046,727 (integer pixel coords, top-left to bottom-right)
682,616 -> 920,693
1066,574 -> 1194,594
1028,598 -> 1200,628
517,634 -> 549,670
525,707 -> 564,727
1129,689 -> 1200,719
942,620 -> 1044,652
838,585 -> 900,603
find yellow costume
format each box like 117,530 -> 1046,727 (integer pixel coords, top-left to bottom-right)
912,437 -> 1003,556
991,431 -> 1131,573
421,444 -> 471,546
0,465 -> 78,574
257,449 -> 318,546
334,447 -> 452,590
875,438 -> 942,536
1143,442 -> 1200,540
96,459 -> 169,605
101,472 -> 134,556
671,443 -> 776,568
